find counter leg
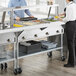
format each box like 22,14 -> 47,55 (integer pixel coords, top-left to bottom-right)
14,33 -> 22,75
61,34 -> 65,61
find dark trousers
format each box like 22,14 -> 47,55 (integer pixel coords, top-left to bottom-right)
65,21 -> 76,66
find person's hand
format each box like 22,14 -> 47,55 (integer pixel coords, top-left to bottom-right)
16,17 -> 20,21
58,17 -> 63,21
30,16 -> 34,18
58,13 -> 65,17
58,14 -> 64,17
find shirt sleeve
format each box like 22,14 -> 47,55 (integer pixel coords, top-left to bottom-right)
63,17 -> 67,23
23,0 -> 32,16
25,9 -> 32,16
63,6 -> 73,22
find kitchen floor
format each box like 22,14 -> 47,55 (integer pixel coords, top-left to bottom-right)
0,51 -> 76,76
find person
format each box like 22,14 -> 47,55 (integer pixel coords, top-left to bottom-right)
8,0 -> 34,21
58,0 -> 76,67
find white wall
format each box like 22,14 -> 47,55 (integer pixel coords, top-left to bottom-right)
55,0 -> 66,14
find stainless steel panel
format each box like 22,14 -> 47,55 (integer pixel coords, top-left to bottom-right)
0,33 -> 15,45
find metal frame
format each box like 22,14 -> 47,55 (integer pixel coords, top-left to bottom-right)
15,33 -> 64,71
0,4 -> 65,74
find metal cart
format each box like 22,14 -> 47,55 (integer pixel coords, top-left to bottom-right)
16,21 -> 65,75
0,4 -> 65,75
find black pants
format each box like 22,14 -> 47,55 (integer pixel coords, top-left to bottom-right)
65,21 -> 76,66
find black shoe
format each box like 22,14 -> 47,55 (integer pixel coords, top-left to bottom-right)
64,64 -> 74,67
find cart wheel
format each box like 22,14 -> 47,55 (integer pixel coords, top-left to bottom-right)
61,56 -> 65,61
1,64 -> 3,70
5,63 -> 7,70
14,69 -> 18,75
47,52 -> 52,58
17,68 -> 22,74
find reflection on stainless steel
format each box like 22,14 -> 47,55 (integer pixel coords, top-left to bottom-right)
15,19 -> 50,26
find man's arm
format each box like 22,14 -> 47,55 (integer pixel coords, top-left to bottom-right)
58,6 -> 73,23
63,6 -> 73,22
23,0 -> 33,17
25,9 -> 32,16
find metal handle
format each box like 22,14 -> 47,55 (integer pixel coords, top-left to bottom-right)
34,34 -> 38,37
7,39 -> 11,42
22,36 -> 25,40
46,32 -> 49,35
56,30 -> 59,33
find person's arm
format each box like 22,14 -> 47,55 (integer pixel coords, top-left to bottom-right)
58,13 -> 65,17
58,13 -> 67,22
63,6 -> 72,22
62,17 -> 67,23
58,6 -> 72,23
23,0 -> 33,17
25,9 -> 32,16
58,7 -> 66,20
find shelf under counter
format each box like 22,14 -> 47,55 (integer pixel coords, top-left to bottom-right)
19,47 -> 63,59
